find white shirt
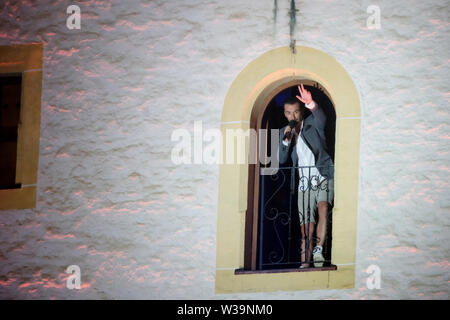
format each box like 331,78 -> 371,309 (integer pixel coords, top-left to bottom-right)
282,102 -> 325,191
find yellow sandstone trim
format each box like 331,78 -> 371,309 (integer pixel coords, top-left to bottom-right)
0,186 -> 37,210
0,43 -> 43,73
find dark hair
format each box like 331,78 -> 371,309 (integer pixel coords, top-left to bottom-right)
284,96 -> 301,107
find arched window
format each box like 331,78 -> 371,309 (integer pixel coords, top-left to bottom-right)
216,46 -> 361,293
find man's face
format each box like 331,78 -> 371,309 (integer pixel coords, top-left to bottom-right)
284,103 -> 301,122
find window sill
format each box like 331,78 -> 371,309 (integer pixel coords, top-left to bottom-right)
235,264 -> 337,275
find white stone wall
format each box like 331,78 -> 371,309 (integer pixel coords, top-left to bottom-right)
0,0 -> 448,299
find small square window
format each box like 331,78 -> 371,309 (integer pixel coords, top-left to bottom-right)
0,43 -> 43,210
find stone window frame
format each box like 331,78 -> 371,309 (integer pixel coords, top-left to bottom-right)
0,43 -> 43,210
215,46 -> 361,293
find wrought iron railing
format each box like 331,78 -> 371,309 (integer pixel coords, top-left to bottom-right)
257,165 -> 334,270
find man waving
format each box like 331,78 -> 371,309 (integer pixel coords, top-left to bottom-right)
279,84 -> 334,268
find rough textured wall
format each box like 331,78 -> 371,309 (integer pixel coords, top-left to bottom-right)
0,0 -> 448,299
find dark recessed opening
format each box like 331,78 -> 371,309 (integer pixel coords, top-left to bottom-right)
256,83 -> 336,271
0,73 -> 22,190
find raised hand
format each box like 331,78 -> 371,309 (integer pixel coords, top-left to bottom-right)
296,84 -> 314,108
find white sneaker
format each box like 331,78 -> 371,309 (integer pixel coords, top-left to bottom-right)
313,245 -> 324,267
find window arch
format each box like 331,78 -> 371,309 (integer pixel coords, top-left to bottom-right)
215,46 -> 361,293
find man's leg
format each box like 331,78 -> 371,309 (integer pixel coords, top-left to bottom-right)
316,201 -> 327,247
300,222 -> 315,267
313,179 -> 334,267
298,190 -> 317,268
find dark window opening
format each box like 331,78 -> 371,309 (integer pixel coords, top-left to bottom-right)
256,84 -> 336,271
0,74 -> 22,190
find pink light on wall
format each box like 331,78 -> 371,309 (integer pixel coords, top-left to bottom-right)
44,230 -> 76,240
384,246 -> 420,254
56,48 -> 79,57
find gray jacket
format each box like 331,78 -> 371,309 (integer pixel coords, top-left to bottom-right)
278,103 -> 334,180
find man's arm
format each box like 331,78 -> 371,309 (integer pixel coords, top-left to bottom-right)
296,84 -> 326,130
306,100 -> 326,130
